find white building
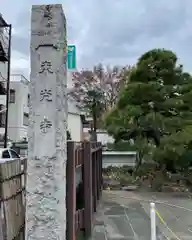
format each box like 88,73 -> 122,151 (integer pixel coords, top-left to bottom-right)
7,74 -> 29,141
67,71 -> 84,141
68,95 -> 83,141
1,74 -> 83,142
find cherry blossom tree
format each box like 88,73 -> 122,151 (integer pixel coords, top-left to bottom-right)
69,64 -> 131,135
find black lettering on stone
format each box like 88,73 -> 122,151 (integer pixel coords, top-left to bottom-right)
43,5 -> 52,20
31,29 -> 61,36
40,89 -> 52,102
43,5 -> 53,28
32,30 -> 52,36
39,61 -> 53,74
40,117 -> 52,133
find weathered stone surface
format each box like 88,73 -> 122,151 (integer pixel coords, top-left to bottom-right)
26,4 -> 67,240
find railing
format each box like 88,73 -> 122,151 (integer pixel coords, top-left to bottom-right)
66,141 -> 103,240
1,141 -> 102,239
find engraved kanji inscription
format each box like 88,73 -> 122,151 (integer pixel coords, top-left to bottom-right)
43,5 -> 53,27
39,61 -> 53,74
40,89 -> 52,102
32,30 -> 52,36
40,117 -> 52,133
43,5 -> 52,20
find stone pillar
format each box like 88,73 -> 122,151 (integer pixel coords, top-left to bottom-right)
26,4 -> 67,240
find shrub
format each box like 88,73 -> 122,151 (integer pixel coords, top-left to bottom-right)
106,141 -> 137,151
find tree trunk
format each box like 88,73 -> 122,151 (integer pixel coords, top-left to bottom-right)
89,130 -> 97,142
92,102 -> 97,142
134,151 -> 143,173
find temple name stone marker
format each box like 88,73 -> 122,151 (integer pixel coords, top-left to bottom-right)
26,4 -> 67,239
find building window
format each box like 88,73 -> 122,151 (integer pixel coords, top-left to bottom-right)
9,89 -> 15,103
0,104 -> 5,127
27,94 -> 30,107
23,113 -> 29,126
0,82 -> 6,95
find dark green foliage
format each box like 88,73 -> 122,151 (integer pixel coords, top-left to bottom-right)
104,48 -> 192,172
106,141 -> 137,151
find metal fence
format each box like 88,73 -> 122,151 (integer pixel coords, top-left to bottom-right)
0,141 -> 102,240
66,141 -> 103,240
1,144 -> 191,240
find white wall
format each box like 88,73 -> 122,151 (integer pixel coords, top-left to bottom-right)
68,113 -> 82,141
7,77 -> 29,141
68,96 -> 82,141
83,128 -> 114,144
97,131 -> 114,145
67,71 -> 73,89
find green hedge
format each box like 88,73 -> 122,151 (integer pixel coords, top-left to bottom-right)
106,141 -> 137,151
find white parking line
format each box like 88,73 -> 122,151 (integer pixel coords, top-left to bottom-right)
102,210 -> 109,240
105,192 -> 192,212
123,203 -> 169,240
123,206 -> 140,240
105,192 -> 192,239
106,214 -> 125,217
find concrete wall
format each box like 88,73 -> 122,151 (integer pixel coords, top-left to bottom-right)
102,151 -> 137,168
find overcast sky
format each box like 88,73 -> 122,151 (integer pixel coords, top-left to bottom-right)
1,0 -> 192,78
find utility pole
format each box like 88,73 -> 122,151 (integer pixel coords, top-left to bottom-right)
0,14 -> 12,148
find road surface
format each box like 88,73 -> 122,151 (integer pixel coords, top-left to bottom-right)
90,191 -> 192,240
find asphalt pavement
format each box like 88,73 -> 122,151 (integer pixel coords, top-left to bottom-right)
90,191 -> 192,240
